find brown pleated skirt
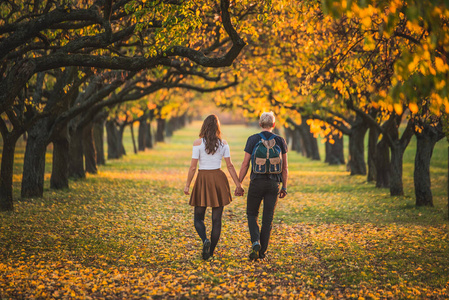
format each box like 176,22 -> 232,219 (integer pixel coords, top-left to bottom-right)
189,169 -> 232,207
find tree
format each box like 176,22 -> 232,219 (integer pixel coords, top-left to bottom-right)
1,0 -> 252,211
322,0 -> 449,200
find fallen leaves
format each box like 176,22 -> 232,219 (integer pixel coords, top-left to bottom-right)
0,123 -> 448,299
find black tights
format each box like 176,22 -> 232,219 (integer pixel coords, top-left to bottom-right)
194,206 -> 224,256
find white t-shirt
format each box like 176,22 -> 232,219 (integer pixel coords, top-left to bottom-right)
192,139 -> 230,170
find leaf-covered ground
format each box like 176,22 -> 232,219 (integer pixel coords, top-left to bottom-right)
1,122 -> 448,299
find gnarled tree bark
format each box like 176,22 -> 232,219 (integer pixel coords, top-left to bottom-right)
93,119 -> 106,165
0,131 -> 21,211
348,115 -> 368,175
325,133 -> 345,165
367,126 -> 380,182
21,120 -> 48,198
68,126 -> 85,179
414,121 -> 445,206
50,125 -> 70,190
83,122 -> 97,174
156,117 -> 165,143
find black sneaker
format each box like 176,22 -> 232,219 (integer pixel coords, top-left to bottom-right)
202,239 -> 211,260
249,241 -> 261,260
259,252 -> 266,259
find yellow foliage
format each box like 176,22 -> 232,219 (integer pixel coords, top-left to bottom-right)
409,102 -> 419,114
436,80 -> 446,90
393,103 -> 403,115
435,57 -> 447,73
361,16 -> 372,29
387,104 -> 393,112
378,90 -> 387,98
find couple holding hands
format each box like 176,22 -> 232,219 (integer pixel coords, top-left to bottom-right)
184,112 -> 289,260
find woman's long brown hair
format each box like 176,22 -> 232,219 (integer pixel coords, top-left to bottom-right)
199,115 -> 222,155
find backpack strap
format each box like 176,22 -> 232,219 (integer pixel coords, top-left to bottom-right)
258,132 -> 277,140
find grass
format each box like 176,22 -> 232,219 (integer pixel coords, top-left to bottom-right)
0,121 -> 448,299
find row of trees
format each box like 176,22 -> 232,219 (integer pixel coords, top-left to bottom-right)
0,0 -> 271,211
215,0 -> 448,207
1,0 -> 448,212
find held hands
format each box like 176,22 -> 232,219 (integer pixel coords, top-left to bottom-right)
234,186 -> 244,197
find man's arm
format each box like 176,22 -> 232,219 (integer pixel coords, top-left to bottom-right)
238,152 -> 251,182
279,153 -> 288,198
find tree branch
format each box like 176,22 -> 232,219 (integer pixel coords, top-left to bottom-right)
170,76 -> 238,92
166,0 -> 246,67
0,5 -> 104,59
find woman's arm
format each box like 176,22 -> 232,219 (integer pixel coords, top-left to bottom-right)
224,157 -> 242,190
184,158 -> 198,195
184,139 -> 202,195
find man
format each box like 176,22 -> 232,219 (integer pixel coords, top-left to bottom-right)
236,112 -> 289,260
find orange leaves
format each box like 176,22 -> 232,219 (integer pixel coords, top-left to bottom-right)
434,57 -> 448,73
2,123 -> 449,299
332,79 -> 345,93
393,103 -> 403,115
409,102 -> 419,114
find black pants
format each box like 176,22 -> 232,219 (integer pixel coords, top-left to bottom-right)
246,178 -> 280,256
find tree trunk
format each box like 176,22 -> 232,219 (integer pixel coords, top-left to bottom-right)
292,127 -> 304,155
375,138 -> 390,188
289,127 -> 302,153
326,134 -> 345,165
414,135 -> 434,206
348,115 -> 368,175
106,120 -> 120,159
300,121 -> 320,160
296,121 -> 313,158
166,117 -> 174,138
367,126 -> 380,182
138,117 -> 147,151
336,134 -> 345,165
284,126 -> 293,150
51,126 -> 70,190
179,114 -> 187,129
0,134 -> 19,211
375,115 -> 397,189
156,117 -> 165,143
300,122 -> 313,158
93,120 -> 105,165
310,131 -> 321,161
68,127 -> 85,179
21,122 -> 48,198
82,123 -> 97,174
388,118 -> 414,197
118,125 -> 126,157
130,123 -> 137,154
389,141 -> 404,196
146,120 -> 153,149
414,123 -> 444,206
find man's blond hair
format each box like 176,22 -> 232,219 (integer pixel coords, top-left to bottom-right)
259,112 -> 275,129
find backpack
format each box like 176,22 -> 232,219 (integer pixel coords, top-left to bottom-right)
251,133 -> 282,174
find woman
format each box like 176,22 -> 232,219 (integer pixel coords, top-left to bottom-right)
184,115 -> 243,260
